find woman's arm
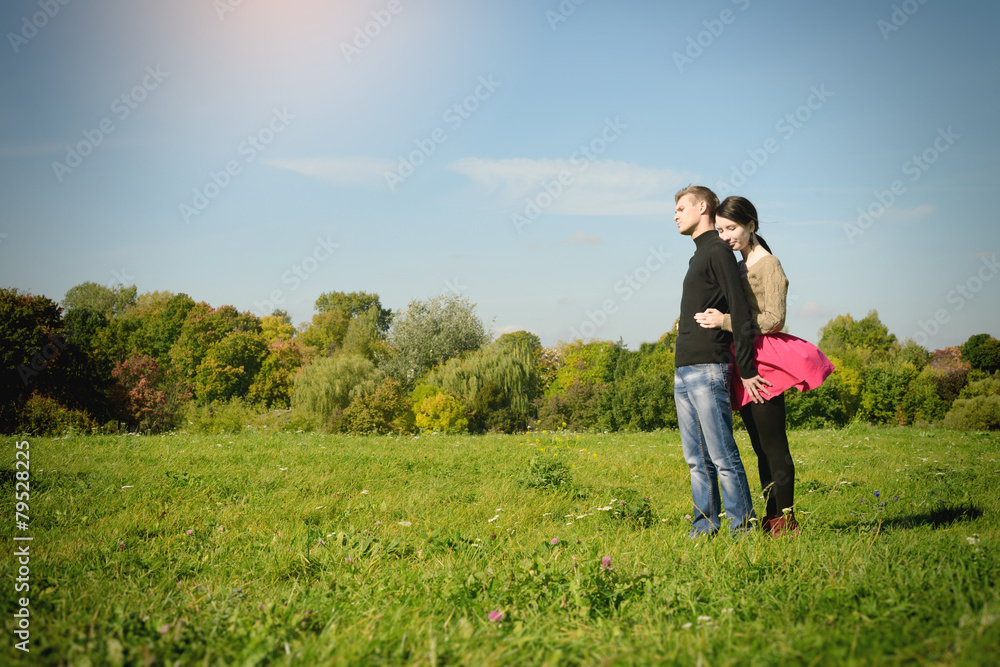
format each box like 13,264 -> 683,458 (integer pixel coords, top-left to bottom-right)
753,259 -> 788,334
702,258 -> 788,333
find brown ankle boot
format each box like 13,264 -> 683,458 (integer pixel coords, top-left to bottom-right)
761,514 -> 779,533
769,512 -> 800,537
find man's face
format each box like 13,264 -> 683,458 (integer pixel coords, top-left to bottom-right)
674,194 -> 704,236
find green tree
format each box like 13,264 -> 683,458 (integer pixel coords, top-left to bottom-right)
0,288 -> 111,430
897,338 -> 932,371
546,340 -> 617,397
858,359 -> 919,425
247,339 -> 305,408
960,334 -> 1000,374
426,333 -> 540,432
926,347 -> 971,404
137,293 -> 197,361
944,375 -> 1000,430
296,309 -> 349,356
598,340 -> 677,431
62,282 -> 137,319
1,288 -> 67,431
342,306 -> 391,362
783,380 -> 850,428
91,316 -> 147,367
342,377 -> 412,434
193,331 -> 269,404
384,294 -> 491,382
292,353 -> 384,428
169,303 -> 261,383
63,307 -> 108,351
818,310 -> 898,357
534,380 -> 604,431
261,314 -> 296,343
900,367 -> 950,425
315,291 -> 392,335
412,387 -> 469,433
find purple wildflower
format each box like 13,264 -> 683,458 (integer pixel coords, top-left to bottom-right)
601,556 -> 613,571
186,529 -> 193,535
550,537 -> 559,546
488,610 -> 504,623
874,491 -> 880,499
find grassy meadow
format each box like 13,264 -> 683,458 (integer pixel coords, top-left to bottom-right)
2,425 -> 999,665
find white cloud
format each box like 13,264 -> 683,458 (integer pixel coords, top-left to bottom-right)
883,204 -> 934,221
449,157 -> 693,216
266,156 -> 395,188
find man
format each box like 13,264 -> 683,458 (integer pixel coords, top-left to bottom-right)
673,185 -> 768,537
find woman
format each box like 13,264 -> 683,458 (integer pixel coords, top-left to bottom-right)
694,196 -> 834,536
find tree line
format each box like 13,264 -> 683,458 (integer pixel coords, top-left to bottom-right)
2,283 -> 998,435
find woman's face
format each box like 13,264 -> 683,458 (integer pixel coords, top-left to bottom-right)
716,216 -> 753,252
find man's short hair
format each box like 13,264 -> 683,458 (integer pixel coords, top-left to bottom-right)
675,185 -> 720,218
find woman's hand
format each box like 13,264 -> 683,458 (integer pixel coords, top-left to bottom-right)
741,374 -> 772,404
694,308 -> 724,329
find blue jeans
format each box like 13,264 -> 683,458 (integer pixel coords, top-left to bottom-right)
675,364 -> 755,536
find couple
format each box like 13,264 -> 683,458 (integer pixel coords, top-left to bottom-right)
672,185 -> 834,538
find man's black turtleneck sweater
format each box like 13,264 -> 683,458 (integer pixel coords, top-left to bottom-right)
675,230 -> 756,379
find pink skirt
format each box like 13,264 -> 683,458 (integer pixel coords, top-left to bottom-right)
731,333 -> 835,409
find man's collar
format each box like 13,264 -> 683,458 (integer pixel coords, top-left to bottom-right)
693,229 -> 719,247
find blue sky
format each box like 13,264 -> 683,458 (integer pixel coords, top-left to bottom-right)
2,0 -> 998,351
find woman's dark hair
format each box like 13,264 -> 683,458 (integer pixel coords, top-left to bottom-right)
717,196 -> 771,253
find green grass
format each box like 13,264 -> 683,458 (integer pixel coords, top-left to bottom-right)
2,425 -> 999,665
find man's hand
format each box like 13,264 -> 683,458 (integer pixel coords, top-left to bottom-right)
694,308 -> 724,329
741,374 -> 772,404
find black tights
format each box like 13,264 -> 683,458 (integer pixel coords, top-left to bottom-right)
740,392 -> 794,518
